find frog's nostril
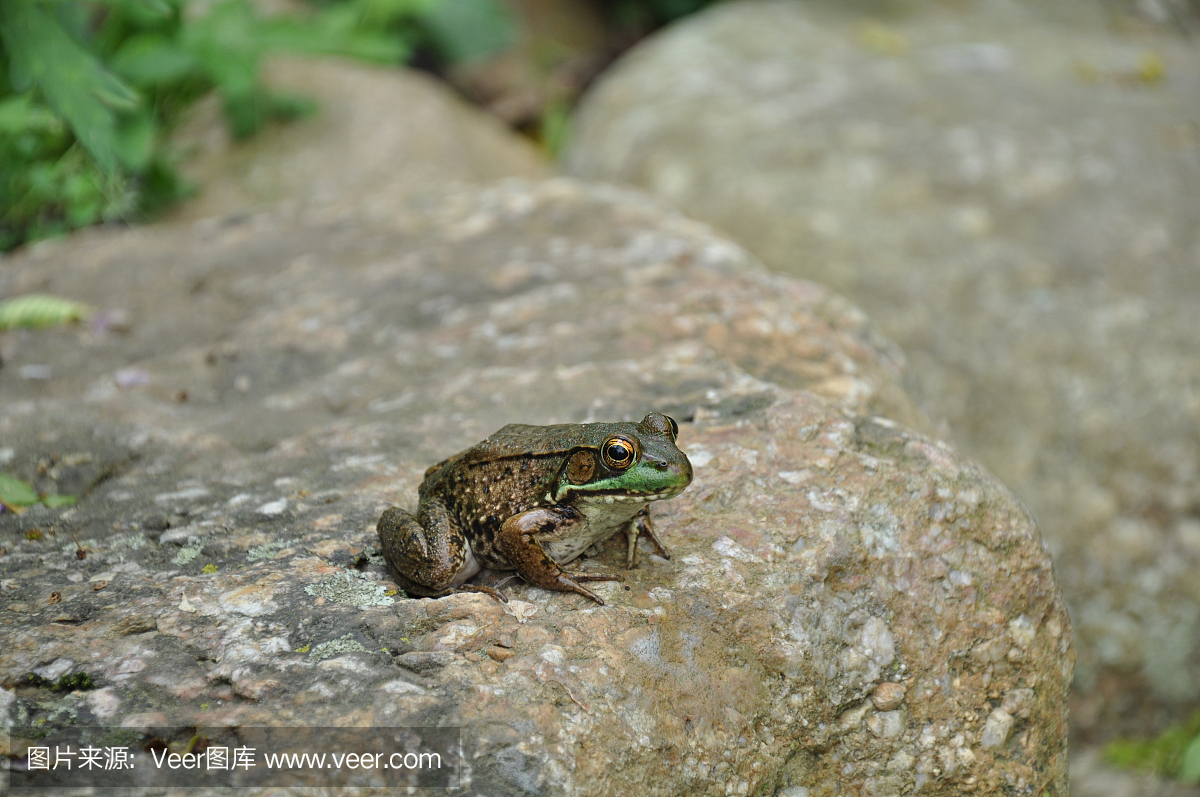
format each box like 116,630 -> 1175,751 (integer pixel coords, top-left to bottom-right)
652,459 -> 669,471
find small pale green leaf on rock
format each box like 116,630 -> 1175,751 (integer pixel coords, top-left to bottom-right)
0,474 -> 41,508
42,494 -> 78,508
0,294 -> 91,331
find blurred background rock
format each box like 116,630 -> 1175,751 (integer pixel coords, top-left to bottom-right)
2,0 -> 1196,250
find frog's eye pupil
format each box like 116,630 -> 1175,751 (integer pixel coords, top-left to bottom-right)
666,415 -> 679,439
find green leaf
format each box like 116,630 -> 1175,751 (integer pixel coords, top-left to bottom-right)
181,0 -> 259,87
111,34 -> 200,85
89,0 -> 174,24
541,99 -> 572,159
114,108 -> 157,171
62,170 -> 106,226
0,473 -> 41,508
0,0 -> 141,173
0,93 -> 62,134
420,0 -> 514,64
0,294 -> 91,331
1182,734 -> 1200,785
41,494 -> 78,508
259,9 -> 406,64
220,87 -> 271,139
354,0 -> 437,27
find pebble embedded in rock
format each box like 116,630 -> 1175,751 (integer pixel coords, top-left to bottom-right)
871,681 -> 907,711
981,709 -> 1015,751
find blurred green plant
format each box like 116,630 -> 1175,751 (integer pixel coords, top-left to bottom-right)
1105,710 -> 1200,785
418,0 -> 513,63
600,0 -> 721,33
0,0 -> 513,252
539,98 -> 571,159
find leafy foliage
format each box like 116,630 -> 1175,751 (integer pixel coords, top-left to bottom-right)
0,0 -> 513,251
1105,710 -> 1200,785
419,0 -> 513,64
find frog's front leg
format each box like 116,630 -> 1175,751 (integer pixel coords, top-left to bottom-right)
377,499 -> 481,597
498,507 -> 623,605
623,507 -> 671,569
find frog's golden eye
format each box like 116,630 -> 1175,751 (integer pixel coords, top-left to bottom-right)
666,415 -> 679,440
602,437 -> 636,470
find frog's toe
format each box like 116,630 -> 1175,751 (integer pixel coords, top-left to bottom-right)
553,575 -> 611,605
454,583 -> 509,604
625,510 -> 671,567
571,571 -> 623,583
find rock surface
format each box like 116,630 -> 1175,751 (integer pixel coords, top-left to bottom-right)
169,56 -> 550,222
564,0 -> 1200,738
1,178 -> 1070,795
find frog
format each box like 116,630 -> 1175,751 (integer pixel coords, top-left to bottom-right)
377,412 -> 693,605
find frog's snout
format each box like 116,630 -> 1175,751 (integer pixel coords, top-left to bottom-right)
644,454 -> 691,482
669,456 -> 694,486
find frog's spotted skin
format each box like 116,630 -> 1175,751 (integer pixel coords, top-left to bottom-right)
377,412 -> 693,604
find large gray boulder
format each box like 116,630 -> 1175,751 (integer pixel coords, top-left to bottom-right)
1,175 -> 1070,795
169,55 -> 551,222
564,0 -> 1200,739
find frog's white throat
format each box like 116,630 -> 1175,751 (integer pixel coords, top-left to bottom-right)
578,490 -> 675,504
549,487 -> 682,505
541,499 -> 649,565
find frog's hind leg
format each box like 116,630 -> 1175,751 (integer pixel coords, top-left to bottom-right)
623,507 -> 671,569
498,507 -> 623,606
376,500 -> 479,596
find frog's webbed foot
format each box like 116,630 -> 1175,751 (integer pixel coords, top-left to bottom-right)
542,571 -> 622,605
559,569 -> 625,604
624,507 -> 671,569
498,508 -> 621,605
394,583 -> 509,606
453,583 -> 509,604
571,572 -> 624,583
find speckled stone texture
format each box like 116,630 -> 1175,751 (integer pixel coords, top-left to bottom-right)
0,179 -> 1069,795
564,0 -> 1200,742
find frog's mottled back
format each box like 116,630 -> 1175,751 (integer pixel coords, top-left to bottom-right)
422,445 -> 565,569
